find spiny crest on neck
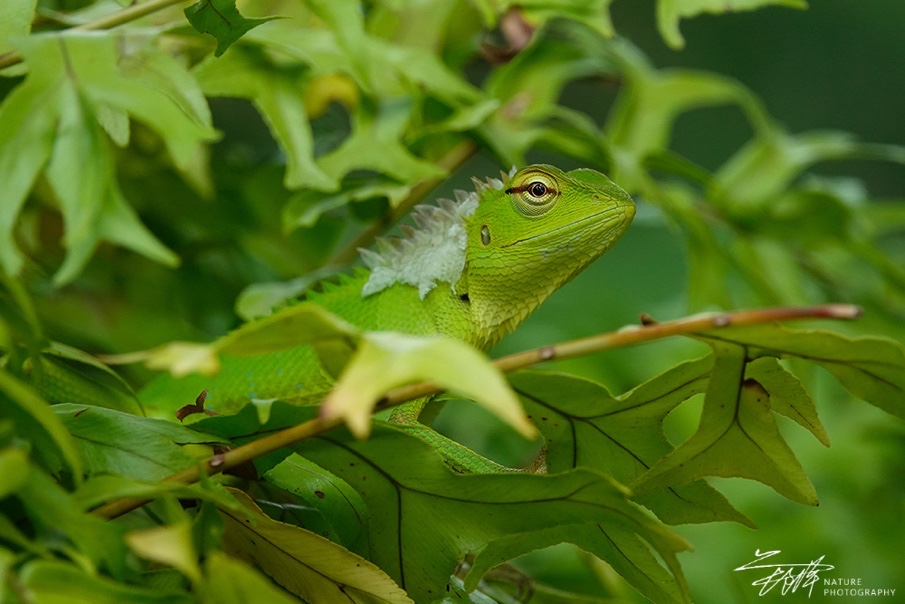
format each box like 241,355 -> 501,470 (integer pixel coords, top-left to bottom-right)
360,168 -> 515,299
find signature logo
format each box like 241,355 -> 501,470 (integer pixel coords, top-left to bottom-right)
735,549 -> 835,597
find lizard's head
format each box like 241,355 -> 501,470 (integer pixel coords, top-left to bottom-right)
460,164 -> 634,345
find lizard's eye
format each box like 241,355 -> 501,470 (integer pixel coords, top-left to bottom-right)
528,182 -> 547,198
508,171 -> 559,217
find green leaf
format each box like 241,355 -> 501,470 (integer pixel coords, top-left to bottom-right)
0,59 -> 57,277
296,423 -> 690,604
632,342 -> 818,505
126,521 -> 201,584
1,31 -> 218,282
200,551 -> 300,604
26,343 -> 141,414
19,560 -> 192,604
519,0 -> 615,38
262,453 -> 369,553
184,0 -> 276,57
72,474 -> 240,512
0,0 -> 36,54
219,487 -> 413,603
16,468 -> 130,578
321,331 -> 535,439
510,365 -> 754,527
193,46 -> 337,191
699,323 -> 905,420
656,0 -> 808,49
54,403 -> 225,481
317,100 -> 447,187
715,129 -> 905,214
0,370 -> 83,482
482,24 -> 616,165
744,356 -> 829,446
0,447 -> 29,499
604,41 -> 770,189
136,302 -> 358,389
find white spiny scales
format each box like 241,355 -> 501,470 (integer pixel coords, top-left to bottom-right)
360,170 -> 509,299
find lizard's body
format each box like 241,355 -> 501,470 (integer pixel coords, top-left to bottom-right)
140,165 -> 634,469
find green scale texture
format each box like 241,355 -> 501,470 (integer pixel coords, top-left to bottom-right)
139,165 -> 635,472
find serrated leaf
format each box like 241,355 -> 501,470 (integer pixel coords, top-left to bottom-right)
296,423 -> 690,604
605,43 -> 770,188
55,403 -> 225,481
321,332 -> 534,439
219,487 -> 413,604
468,523 -> 688,604
632,342 -> 818,505
510,364 -> 754,527
184,0 -> 276,57
656,0 -> 808,49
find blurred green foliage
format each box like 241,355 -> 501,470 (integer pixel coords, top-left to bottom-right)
1,0 -> 904,602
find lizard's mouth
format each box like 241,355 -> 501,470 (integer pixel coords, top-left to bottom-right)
502,205 -> 634,248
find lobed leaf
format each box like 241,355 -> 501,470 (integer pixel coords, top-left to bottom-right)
0,31 -> 218,283
296,423 -> 690,604
632,342 -> 818,505
184,0 -> 276,57
510,364 -> 754,527
698,323 -> 905,420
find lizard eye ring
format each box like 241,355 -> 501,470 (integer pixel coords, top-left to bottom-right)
507,170 -> 559,216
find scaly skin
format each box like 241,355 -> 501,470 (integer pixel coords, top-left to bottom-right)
140,165 -> 635,472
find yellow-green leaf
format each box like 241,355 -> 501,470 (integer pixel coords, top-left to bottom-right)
321,332 -> 535,439
219,487 -> 413,604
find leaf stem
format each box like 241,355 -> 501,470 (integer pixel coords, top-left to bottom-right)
91,303 -> 861,519
0,0 -> 190,71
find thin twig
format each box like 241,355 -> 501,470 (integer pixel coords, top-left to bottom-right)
90,303 -> 861,520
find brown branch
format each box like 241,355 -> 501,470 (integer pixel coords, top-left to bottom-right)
90,303 -> 861,520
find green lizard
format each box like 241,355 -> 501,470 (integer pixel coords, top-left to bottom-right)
139,164 -> 634,472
